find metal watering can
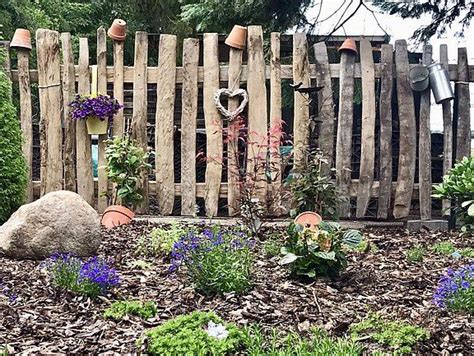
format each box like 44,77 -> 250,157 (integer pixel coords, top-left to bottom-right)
428,62 -> 454,104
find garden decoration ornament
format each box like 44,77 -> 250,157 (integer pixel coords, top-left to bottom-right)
225,25 -> 247,50
10,28 -> 32,50
214,88 -> 248,121
428,62 -> 454,103
294,211 -> 322,231
409,65 -> 430,92
108,19 -> 127,41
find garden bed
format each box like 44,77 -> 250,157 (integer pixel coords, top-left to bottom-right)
1,221 -> 472,354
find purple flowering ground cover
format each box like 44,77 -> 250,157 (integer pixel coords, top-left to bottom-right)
0,221 -> 472,354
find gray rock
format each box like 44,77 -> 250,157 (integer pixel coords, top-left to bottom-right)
0,191 -> 100,259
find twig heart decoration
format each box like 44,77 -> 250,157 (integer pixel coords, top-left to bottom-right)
214,88 -> 248,121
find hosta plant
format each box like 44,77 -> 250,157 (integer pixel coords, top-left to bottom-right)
280,222 -> 362,278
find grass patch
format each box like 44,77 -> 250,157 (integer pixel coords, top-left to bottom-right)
104,300 -> 157,320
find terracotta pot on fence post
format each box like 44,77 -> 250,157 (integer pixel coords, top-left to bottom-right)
10,29 -> 32,51
338,38 -> 358,55
107,19 -> 127,42
225,25 -> 247,50
101,205 -> 135,229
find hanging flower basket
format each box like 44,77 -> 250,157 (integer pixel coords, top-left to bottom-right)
69,94 -> 122,135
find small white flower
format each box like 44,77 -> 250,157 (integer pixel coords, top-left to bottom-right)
205,321 -> 229,340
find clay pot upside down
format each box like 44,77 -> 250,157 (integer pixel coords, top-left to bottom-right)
108,19 -> 127,41
11,28 -> 32,51
225,25 -> 247,50
101,205 -> 135,229
338,38 -> 358,55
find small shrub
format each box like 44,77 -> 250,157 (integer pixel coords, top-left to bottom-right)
43,253 -> 119,298
170,226 -> 254,295
104,300 -> 157,320
136,222 -> 188,256
406,246 -> 424,263
433,264 -> 474,314
280,222 -> 362,278
0,49 -> 27,224
433,156 -> 474,234
143,311 -> 243,355
350,314 -> 430,355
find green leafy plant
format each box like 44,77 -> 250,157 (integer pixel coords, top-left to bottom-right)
431,241 -> 474,259
0,49 -> 27,224
286,149 -> 344,219
136,222 -> 188,256
280,222 -> 362,278
104,136 -> 152,209
104,300 -> 157,320
127,259 -> 153,270
264,236 -> 282,258
433,156 -> 474,234
350,314 -> 430,355
142,311 -> 243,355
406,245 -> 425,263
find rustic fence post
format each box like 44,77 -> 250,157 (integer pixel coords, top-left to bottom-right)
36,29 -> 63,195
112,40 -> 125,137
155,34 -> 177,215
456,47 -> 470,160
97,27 -> 108,213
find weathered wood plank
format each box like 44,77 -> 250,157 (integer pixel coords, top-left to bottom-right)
335,50 -> 356,218
314,42 -> 335,172
419,45 -> 432,220
456,47 -> 471,160
180,38 -> 199,216
292,33 -> 311,169
440,45 -> 453,215
97,27 -> 108,213
16,48 -> 34,202
356,39 -> 376,218
112,41 -> 125,137
76,38 -> 94,205
393,40 -> 417,219
36,29 -> 63,195
247,26 -> 268,206
203,33 -> 222,217
60,33 -> 76,194
377,44 -> 394,219
155,34 -> 177,215
131,31 -> 149,213
269,32 -> 282,215
227,47 -> 243,216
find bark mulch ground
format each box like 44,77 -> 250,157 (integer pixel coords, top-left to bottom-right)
1,221 -> 472,354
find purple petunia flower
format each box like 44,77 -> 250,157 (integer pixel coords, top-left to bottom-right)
69,94 -> 122,122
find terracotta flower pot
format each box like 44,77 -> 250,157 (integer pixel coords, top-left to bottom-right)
225,25 -> 247,50
294,212 -> 322,231
338,38 -> 358,55
108,19 -> 127,41
101,205 -> 135,229
10,29 -> 32,51
86,116 -> 108,135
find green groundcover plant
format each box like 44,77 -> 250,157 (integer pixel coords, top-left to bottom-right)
104,300 -> 157,320
136,222 -> 188,256
0,49 -> 27,224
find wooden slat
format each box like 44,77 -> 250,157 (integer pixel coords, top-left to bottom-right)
36,29 -> 63,195
180,38 -> 199,216
131,31 -> 149,213
96,27 -> 108,213
112,41 -> 125,137
227,47 -> 243,216
203,33 -> 222,217
456,47 -> 471,160
247,26 -> 268,205
440,45 -> 453,215
356,39 -> 376,218
393,40 -> 417,219
377,44 -> 394,219
314,42 -> 335,172
269,32 -> 282,214
155,34 -> 177,215
76,38 -> 94,205
335,50 -> 356,218
419,45 -> 432,220
16,49 -> 34,202
60,33 -> 76,194
292,33 -> 310,169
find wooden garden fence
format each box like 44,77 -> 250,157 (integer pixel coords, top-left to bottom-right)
4,26 -> 473,219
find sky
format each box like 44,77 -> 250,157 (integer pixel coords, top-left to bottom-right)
303,1 -> 473,134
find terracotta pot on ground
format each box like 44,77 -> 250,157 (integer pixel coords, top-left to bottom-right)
338,38 -> 358,55
101,205 -> 135,229
86,116 -> 108,135
10,29 -> 32,51
225,25 -> 247,50
294,212 -> 322,231
108,19 -> 127,41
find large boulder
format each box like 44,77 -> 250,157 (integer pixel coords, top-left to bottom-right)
0,191 -> 101,259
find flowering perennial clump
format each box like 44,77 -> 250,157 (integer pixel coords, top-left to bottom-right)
43,253 -> 119,298
69,94 -> 122,122
433,264 -> 474,314
170,226 -> 254,295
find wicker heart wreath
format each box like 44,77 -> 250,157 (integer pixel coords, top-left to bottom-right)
214,88 -> 248,121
